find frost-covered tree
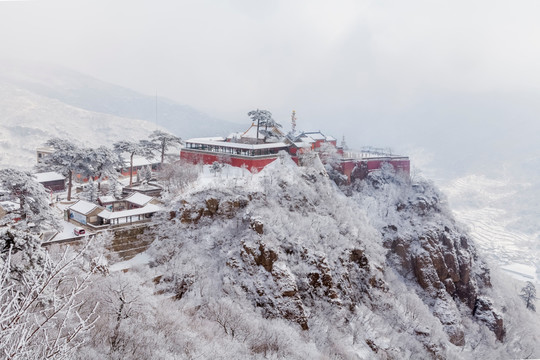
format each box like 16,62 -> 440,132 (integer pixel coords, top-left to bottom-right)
113,140 -> 158,187
0,168 -> 57,232
156,161 -> 198,194
0,227 -> 45,282
85,146 -> 123,192
149,130 -> 182,165
137,165 -> 152,184
248,109 -> 280,140
520,281 -> 537,311
0,245 -> 98,359
211,161 -> 222,177
80,178 -> 98,203
36,138 -> 92,201
317,142 -> 348,185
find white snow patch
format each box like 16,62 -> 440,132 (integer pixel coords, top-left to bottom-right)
109,252 -> 151,272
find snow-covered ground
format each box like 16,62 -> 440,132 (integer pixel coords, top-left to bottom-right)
109,252 -> 151,272
441,174 -> 539,284
51,220 -> 94,242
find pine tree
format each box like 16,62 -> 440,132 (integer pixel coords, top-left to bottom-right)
149,130 -> 182,165
113,140 -> 158,187
520,281 -> 537,311
86,145 -> 123,192
0,168 -> 57,232
36,138 -> 92,201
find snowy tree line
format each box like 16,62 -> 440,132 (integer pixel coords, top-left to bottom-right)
35,130 -> 182,200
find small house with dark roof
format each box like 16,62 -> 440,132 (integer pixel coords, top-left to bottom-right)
34,172 -> 65,192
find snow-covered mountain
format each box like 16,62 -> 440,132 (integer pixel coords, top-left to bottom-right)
0,60 -> 238,170
92,158 -> 537,359
0,81 -> 169,170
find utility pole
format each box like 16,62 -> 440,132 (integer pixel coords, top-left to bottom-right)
291,110 -> 297,133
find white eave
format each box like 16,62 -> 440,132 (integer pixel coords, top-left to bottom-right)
98,203 -> 161,220
185,138 -> 289,150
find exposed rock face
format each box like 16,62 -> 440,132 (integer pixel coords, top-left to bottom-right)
150,160 -> 508,358
361,171 -> 505,344
473,297 -> 505,341
239,239 -> 308,330
176,191 -> 249,224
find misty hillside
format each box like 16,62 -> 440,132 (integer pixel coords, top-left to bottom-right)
0,60 -> 240,170
0,81 -> 171,170
0,59 -> 238,144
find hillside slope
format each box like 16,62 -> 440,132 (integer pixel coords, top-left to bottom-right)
0,59 -> 238,140
0,82 -> 170,170
120,157 -> 540,359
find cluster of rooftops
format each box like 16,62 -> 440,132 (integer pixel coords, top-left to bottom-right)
180,117 -> 410,177
66,192 -> 161,229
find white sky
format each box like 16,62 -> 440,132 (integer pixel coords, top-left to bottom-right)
1,0 -> 540,169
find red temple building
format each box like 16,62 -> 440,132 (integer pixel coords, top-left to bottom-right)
180,113 -> 410,182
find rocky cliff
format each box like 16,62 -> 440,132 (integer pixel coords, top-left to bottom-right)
143,158 -> 527,359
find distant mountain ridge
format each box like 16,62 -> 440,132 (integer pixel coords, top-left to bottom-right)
0,59 -> 239,139
0,59 -> 239,170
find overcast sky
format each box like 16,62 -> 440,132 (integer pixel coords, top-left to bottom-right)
2,0 -> 540,174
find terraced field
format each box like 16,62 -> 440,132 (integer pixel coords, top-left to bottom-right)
441,174 -> 539,282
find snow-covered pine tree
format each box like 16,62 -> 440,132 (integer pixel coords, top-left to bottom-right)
248,109 -> 280,141
113,140 -> 158,187
138,165 -> 152,184
80,178 -> 98,203
520,281 -> 537,311
85,145 -> 123,193
0,168 -> 58,232
149,130 -> 182,165
36,138 -> 92,201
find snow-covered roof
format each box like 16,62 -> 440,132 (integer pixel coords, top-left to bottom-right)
33,171 -> 65,183
297,137 -> 315,144
293,141 -> 312,148
241,124 -> 260,139
303,131 -> 326,140
98,203 -> 161,220
68,200 -> 100,215
341,151 -> 408,160
189,136 -> 226,142
36,147 -> 54,153
124,192 -> 153,206
122,155 -> 161,168
240,124 -> 284,140
185,137 -> 289,150
291,131 -> 336,144
99,196 -> 116,203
